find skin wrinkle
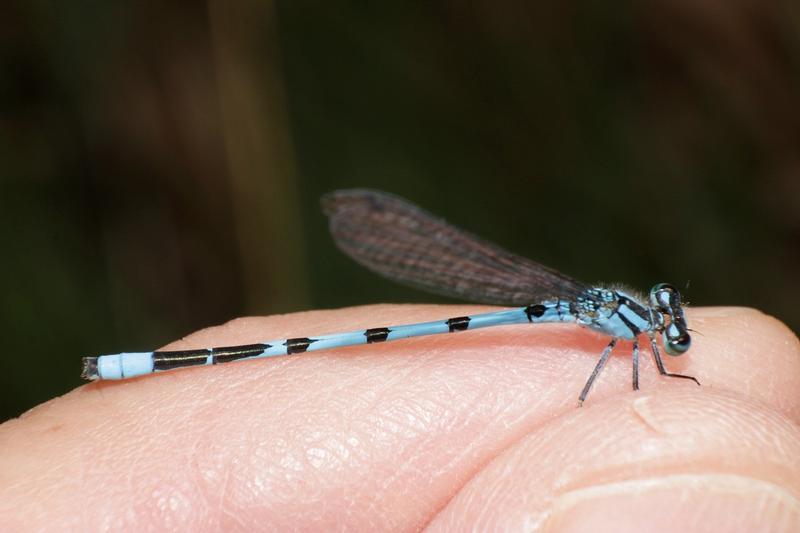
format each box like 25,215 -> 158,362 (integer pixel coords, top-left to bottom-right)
631,395 -> 668,434
384,364 -> 529,528
541,474 -> 800,531
205,453 -> 232,529
419,405 -> 581,529
418,433 -> 500,528
192,433 -> 233,529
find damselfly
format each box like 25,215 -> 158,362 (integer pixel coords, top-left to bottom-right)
82,189 -> 699,404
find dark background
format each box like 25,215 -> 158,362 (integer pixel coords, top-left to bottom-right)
2,2 -> 798,421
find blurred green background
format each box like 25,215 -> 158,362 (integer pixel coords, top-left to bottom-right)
2,2 -> 798,421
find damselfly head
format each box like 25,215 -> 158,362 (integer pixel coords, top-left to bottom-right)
649,283 -> 691,356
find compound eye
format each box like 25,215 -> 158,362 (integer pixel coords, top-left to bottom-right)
650,283 -> 679,311
665,332 -> 691,355
652,283 -> 677,294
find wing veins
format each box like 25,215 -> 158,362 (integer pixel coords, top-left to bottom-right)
322,189 -> 588,305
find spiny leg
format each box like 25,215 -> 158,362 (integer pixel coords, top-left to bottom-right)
648,337 -> 700,386
579,338 -> 618,406
632,340 -> 639,391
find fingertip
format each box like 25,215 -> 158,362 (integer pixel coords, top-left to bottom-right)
430,388 -> 800,531
687,307 -> 800,419
689,306 -> 798,353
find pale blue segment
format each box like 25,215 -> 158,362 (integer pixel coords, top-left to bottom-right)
96,354 -> 122,379
387,320 -> 451,340
262,344 -> 293,357
468,308 -> 530,328
309,331 -> 368,350
98,352 -> 154,379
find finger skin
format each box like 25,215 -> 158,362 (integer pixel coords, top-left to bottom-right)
428,389 -> 800,532
0,306 -> 797,531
